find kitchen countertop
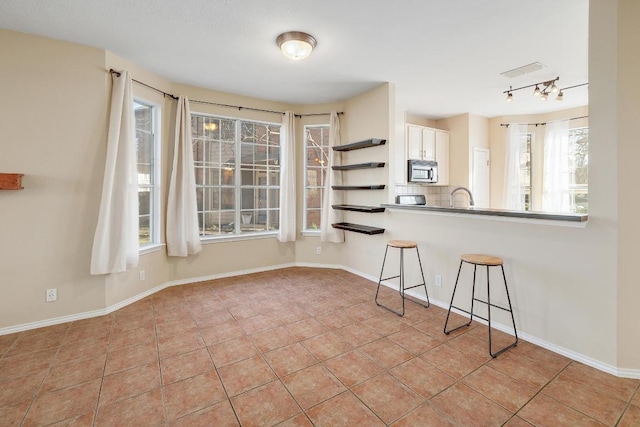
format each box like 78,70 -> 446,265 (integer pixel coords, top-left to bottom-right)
382,203 -> 588,223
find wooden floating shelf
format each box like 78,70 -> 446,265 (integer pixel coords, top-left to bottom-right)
332,138 -> 386,152
332,222 -> 385,235
332,162 -> 385,171
0,173 -> 24,190
332,204 -> 386,213
331,185 -> 385,190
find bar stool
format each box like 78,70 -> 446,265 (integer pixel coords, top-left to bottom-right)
444,254 -> 518,357
375,240 -> 430,317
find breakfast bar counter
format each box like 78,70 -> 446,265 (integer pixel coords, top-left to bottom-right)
382,203 -> 588,224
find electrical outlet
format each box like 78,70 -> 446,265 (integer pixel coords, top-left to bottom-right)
435,275 -> 442,287
316,246 -> 321,255
46,288 -> 57,302
139,270 -> 146,281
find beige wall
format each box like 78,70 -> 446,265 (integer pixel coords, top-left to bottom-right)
0,30 -> 108,327
615,0 -> 640,370
406,113 -> 437,128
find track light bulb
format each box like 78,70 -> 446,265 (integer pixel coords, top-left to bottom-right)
506,92 -> 513,103
540,92 -> 548,101
556,90 -> 564,101
551,82 -> 559,93
533,85 -> 541,96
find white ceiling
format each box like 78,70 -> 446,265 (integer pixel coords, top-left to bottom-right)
0,0 -> 589,119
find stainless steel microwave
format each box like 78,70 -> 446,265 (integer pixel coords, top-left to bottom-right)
407,159 -> 438,183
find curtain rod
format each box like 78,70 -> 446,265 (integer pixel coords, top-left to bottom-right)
500,115 -> 588,128
108,69 -> 343,118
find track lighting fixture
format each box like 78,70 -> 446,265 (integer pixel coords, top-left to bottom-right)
533,85 -> 541,97
504,77 -> 587,103
506,91 -> 513,103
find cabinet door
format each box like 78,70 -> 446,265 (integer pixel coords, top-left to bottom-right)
407,126 -> 423,159
422,128 -> 436,160
435,130 -> 449,185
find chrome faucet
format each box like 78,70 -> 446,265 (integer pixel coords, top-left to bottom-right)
450,187 -> 475,208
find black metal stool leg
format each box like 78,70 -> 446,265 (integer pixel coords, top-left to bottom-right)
399,248 -> 405,315
376,244 -> 405,316
414,247 -> 430,307
487,265 -> 519,358
468,265 -> 477,326
375,245 -> 390,304
444,260 -> 465,334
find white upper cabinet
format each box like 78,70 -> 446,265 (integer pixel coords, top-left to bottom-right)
406,124 -> 449,185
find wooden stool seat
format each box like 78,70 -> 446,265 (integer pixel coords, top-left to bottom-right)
388,240 -> 418,249
461,254 -> 503,266
375,240 -> 429,316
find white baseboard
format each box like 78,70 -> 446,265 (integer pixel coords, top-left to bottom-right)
377,278 -> 640,379
1,261 -> 638,379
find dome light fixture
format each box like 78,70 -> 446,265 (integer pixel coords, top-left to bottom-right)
276,31 -> 317,61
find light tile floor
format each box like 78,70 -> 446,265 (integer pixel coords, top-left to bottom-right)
0,267 -> 638,426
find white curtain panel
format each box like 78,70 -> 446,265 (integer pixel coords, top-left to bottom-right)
166,96 -> 202,256
542,119 -> 572,212
502,124 -> 529,210
90,71 -> 139,275
320,111 -> 345,243
277,111 -> 297,242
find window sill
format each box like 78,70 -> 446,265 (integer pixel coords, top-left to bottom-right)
139,243 -> 165,255
201,231 -> 278,244
301,230 -> 321,237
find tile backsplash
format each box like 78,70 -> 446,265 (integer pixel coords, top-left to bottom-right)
394,184 -> 473,208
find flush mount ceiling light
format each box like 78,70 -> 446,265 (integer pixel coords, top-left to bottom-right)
503,77 -> 588,103
276,31 -> 317,61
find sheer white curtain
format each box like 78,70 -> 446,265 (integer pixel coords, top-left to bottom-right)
502,124 -> 528,210
278,111 -> 296,242
90,70 -> 139,275
321,111 -> 345,243
166,96 -> 202,256
542,119 -> 572,212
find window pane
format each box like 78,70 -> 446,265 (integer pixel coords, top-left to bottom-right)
135,100 -> 157,246
192,114 -> 279,237
569,128 -> 589,213
241,188 -> 256,210
221,188 -> 235,210
306,209 -> 321,230
303,125 -> 330,232
268,189 -> 279,209
306,188 -> 322,209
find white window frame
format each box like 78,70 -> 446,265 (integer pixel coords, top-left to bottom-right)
134,98 -> 162,252
191,112 -> 281,241
303,124 -> 330,234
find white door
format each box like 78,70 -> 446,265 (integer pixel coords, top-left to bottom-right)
472,148 -> 490,208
